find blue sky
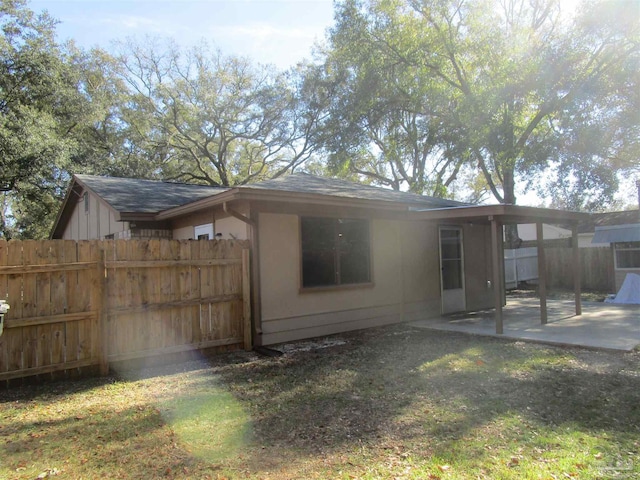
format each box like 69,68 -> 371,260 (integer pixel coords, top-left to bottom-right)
26,0 -> 639,206
29,0 -> 336,68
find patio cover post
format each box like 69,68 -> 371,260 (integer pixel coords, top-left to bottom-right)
572,224 -> 582,316
490,216 -> 503,334
536,222 -> 548,324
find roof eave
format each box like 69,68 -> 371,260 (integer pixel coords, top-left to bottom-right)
409,204 -> 588,224
50,178 -> 82,239
156,188 -> 241,220
155,187 -> 449,220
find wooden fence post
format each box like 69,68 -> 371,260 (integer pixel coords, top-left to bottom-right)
242,248 -> 252,350
96,247 -> 109,375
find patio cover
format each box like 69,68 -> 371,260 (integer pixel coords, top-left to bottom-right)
409,204 -> 589,334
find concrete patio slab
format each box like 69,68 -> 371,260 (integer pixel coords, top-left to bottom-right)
409,298 -> 640,351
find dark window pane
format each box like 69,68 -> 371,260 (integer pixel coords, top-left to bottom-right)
440,229 -> 463,290
440,229 -> 461,260
302,249 -> 336,287
302,217 -> 335,251
301,217 -> 371,287
338,219 -> 370,284
442,259 -> 463,289
301,217 -> 337,287
616,247 -> 640,268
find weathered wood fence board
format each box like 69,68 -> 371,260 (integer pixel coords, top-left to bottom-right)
0,239 -> 251,382
544,246 -> 614,292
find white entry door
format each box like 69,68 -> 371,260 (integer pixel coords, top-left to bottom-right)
439,227 -> 466,314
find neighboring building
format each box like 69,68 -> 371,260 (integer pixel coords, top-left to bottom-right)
52,173 -> 586,345
589,210 -> 640,291
516,223 -> 572,243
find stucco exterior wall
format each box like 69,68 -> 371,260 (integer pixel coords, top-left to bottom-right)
170,209 -> 248,240
215,216 -> 249,240
61,190 -> 126,240
258,213 -> 451,345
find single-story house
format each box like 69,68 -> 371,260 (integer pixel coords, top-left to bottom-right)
587,210 -> 640,291
51,173 -> 587,345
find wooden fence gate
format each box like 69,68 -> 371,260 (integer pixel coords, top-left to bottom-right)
0,239 -> 251,382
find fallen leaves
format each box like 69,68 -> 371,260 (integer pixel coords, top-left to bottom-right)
507,456 -> 520,468
36,467 -> 61,478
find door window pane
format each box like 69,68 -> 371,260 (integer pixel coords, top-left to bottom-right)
441,229 -> 463,290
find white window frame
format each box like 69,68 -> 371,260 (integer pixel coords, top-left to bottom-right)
614,241 -> 640,270
194,223 -> 214,240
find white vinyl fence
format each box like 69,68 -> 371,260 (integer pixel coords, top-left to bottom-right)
504,247 -> 538,289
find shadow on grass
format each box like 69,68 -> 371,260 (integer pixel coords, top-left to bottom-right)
211,326 -> 640,474
1,403 -> 172,478
1,326 -> 638,478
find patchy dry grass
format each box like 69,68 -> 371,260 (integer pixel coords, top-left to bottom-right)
1,326 -> 639,479
508,287 -> 609,303
507,286 -> 609,303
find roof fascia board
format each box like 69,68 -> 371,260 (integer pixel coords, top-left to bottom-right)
237,189 -> 412,210
156,188 -> 411,220
50,178 -> 82,238
409,204 -> 587,224
156,188 -> 241,220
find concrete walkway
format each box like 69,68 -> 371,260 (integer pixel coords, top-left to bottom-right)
409,298 -> 640,351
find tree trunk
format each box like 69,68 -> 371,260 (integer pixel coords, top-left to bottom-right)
502,167 -> 521,249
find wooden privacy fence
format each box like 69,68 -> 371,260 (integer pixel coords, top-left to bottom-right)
0,239 -> 251,382
544,246 -> 614,292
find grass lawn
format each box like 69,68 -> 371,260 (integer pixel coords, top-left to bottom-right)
1,325 -> 639,479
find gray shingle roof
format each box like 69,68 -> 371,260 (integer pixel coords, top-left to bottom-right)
75,172 -> 468,215
578,210 -> 640,234
75,175 -> 227,213
247,173 -> 468,208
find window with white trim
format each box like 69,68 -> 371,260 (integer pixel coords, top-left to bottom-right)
194,223 -> 214,240
301,217 -> 371,288
615,242 -> 640,269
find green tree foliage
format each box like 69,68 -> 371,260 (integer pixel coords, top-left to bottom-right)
0,2 -> 326,238
316,0 -> 639,209
0,0 -> 75,238
312,0 -> 469,196
0,0 -> 130,238
117,39 -> 323,186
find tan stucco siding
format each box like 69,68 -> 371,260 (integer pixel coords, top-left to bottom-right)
216,216 -> 248,240
172,226 -> 194,241
61,190 -> 125,240
399,221 -> 442,320
170,209 -> 248,240
258,213 -> 443,345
